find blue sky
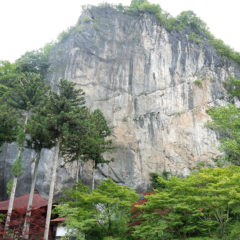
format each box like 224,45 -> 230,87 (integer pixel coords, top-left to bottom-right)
0,0 -> 239,62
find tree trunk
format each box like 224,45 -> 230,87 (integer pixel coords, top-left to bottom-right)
76,159 -> 79,184
3,175 -> 18,236
44,139 -> 60,240
4,113 -> 29,236
22,150 -> 41,239
92,160 -> 95,191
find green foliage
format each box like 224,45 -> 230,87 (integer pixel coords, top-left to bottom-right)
82,109 -> 113,165
11,156 -> 22,177
16,125 -> 26,147
0,104 -> 19,147
189,32 -> 202,44
15,48 -> 51,78
0,213 -> 4,224
0,62 -> 50,180
150,171 -> 170,190
129,0 -> 147,11
56,178 -> 138,240
26,106 -> 57,151
6,179 -> 13,195
57,26 -> 75,43
0,61 -> 18,93
83,17 -> 91,23
193,79 -> 202,87
7,72 -> 48,111
223,77 -> 240,100
62,106 -> 113,168
175,11 -> 207,33
206,77 -> 240,165
138,1 -> 162,17
207,104 -> 240,165
119,1 -> 240,65
127,1 -> 207,35
210,38 -> 240,65
132,166 -> 240,239
42,79 -> 86,140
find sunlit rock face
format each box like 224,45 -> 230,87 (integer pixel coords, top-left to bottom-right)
1,6 -> 240,200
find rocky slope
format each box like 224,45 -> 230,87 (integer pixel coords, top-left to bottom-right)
1,5 -> 240,200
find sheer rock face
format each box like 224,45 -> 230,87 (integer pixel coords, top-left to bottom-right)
1,6 -> 240,199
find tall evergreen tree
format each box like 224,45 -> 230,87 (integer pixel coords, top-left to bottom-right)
0,61 -> 19,151
22,100 -> 56,239
0,61 -> 18,92
62,108 -> 113,190
84,109 -> 113,190
42,79 -> 86,239
4,72 -> 48,235
0,104 -> 19,148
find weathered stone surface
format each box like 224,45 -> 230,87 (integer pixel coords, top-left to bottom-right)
1,5 -> 240,200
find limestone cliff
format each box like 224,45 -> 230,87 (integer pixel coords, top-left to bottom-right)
1,5 -> 240,200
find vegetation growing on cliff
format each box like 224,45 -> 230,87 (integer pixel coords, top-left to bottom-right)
119,0 -> 240,65
207,77 -> 240,166
40,0 -> 240,67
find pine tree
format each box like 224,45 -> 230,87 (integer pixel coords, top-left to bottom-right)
0,61 -> 18,92
0,104 -> 19,148
84,109 -> 113,190
0,61 -> 19,147
4,72 -> 48,236
62,108 -> 113,190
22,100 -> 56,239
42,79 -> 86,239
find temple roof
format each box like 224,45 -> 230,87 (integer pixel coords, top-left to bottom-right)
0,190 -> 48,211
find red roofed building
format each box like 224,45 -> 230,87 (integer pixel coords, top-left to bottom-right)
0,190 -> 56,239
0,190 -> 48,212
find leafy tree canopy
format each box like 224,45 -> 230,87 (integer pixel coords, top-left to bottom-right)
56,178 -> 138,240
132,166 -> 240,240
